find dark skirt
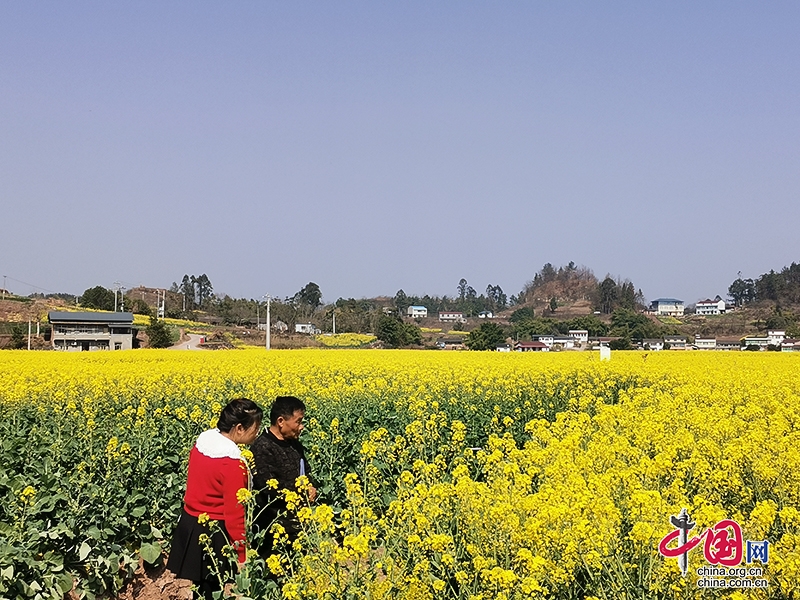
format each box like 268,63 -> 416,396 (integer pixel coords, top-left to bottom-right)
166,509 -> 233,585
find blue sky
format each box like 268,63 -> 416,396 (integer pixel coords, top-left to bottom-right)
2,2 -> 799,304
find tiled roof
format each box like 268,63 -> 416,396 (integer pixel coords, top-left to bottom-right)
48,311 -> 134,324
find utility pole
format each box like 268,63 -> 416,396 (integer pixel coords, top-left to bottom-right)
263,294 -> 272,350
113,281 -> 121,311
332,308 -> 336,335
27,320 -> 31,350
120,287 -> 125,312
2,275 -> 6,299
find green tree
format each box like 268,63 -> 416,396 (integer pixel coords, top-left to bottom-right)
195,274 -> 214,308
80,286 -> 115,311
146,317 -> 174,348
457,278 -> 468,302
130,298 -> 152,316
180,274 -> 196,310
466,322 -> 506,351
765,310 -> 788,330
512,317 -> 559,340
609,336 -> 633,350
728,273 -> 755,307
486,285 -> 507,311
394,289 -> 410,314
293,282 -> 322,310
549,297 -> 558,313
597,277 -> 619,314
375,314 -> 421,347
9,325 -> 26,349
401,322 -> 422,346
509,307 -> 535,323
609,308 -> 661,340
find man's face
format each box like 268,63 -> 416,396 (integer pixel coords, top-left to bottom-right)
276,409 -> 305,440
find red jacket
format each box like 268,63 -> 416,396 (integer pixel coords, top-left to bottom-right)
183,429 -> 250,562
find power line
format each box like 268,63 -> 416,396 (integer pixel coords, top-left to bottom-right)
3,275 -> 64,295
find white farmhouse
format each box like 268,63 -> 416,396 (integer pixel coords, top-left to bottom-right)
694,336 -> 717,350
407,306 -> 428,319
295,323 -> 321,335
642,338 -> 664,351
438,311 -> 465,322
768,330 -> 786,346
568,329 -> 589,345
650,298 -> 685,317
696,296 -> 726,315
664,335 -> 687,349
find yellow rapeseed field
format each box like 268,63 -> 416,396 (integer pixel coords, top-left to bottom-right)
0,349 -> 798,599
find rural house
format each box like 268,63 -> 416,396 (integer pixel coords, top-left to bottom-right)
514,341 -> 549,352
650,298 -> 685,317
716,338 -> 742,351
768,330 -> 786,346
641,338 -> 664,351
664,335 -> 687,349
695,296 -> 727,315
568,329 -> 589,345
295,323 -> 321,335
407,306 -> 428,318
48,311 -> 134,351
742,335 -> 770,350
438,311 -> 465,322
694,336 -> 717,350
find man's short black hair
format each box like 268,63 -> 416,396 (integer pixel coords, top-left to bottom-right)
270,396 -> 306,425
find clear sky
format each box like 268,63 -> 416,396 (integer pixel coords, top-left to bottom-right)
2,2 -> 799,304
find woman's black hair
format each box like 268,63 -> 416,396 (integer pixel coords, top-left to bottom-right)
217,398 -> 263,433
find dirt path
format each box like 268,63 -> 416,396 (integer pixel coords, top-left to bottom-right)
168,333 -> 203,350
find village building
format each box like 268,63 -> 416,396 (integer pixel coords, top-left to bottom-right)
514,341 -> 549,352
48,311 -> 134,351
551,335 -> 575,349
664,335 -> 687,349
694,336 -> 717,350
568,329 -> 589,345
295,323 -> 321,335
742,336 -> 770,350
716,338 -> 742,351
641,338 -> 664,351
436,338 -> 466,350
767,330 -> 786,346
438,311 -> 465,322
695,296 -> 727,315
650,298 -> 685,317
407,306 -> 428,319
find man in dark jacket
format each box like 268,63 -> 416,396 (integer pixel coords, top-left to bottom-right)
251,396 -> 317,556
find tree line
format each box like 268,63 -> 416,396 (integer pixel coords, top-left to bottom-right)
728,263 -> 800,307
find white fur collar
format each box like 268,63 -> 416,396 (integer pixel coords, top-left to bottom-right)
195,429 -> 242,460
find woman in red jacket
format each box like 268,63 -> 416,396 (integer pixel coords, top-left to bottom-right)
167,398 -> 263,599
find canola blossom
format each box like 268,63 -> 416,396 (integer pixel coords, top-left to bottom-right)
0,350 -> 798,599
314,333 -> 377,347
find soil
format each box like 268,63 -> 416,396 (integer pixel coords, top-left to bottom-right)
116,562 -> 192,600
